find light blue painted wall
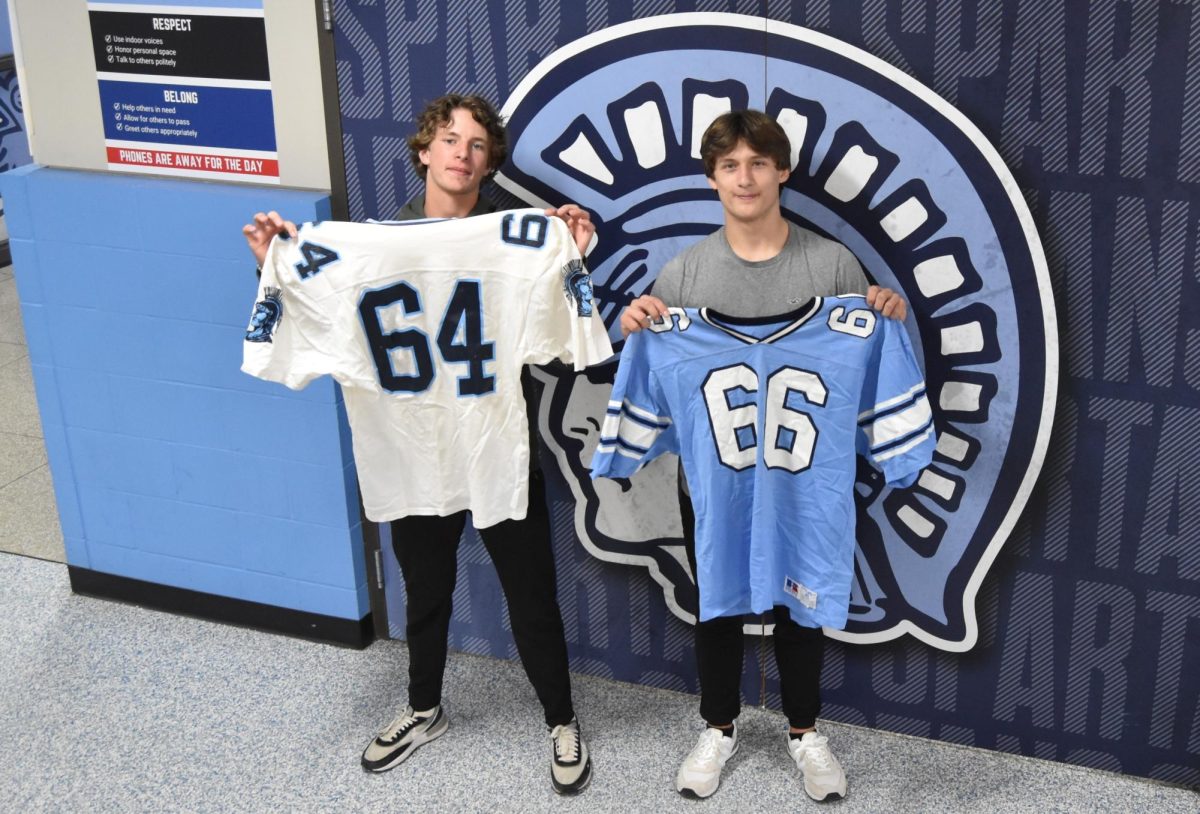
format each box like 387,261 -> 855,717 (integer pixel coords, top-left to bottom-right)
1,165 -> 367,620
0,1 -> 11,55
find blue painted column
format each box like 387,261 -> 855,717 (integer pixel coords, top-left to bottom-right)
1,165 -> 369,637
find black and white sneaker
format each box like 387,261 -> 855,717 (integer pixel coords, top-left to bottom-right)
549,718 -> 592,794
360,705 -> 448,773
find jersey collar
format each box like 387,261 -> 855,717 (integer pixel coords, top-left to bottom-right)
699,297 -> 823,345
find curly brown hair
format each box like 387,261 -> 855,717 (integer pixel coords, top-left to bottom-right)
699,110 -> 792,178
407,94 -> 508,179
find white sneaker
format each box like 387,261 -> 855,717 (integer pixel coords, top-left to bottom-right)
675,725 -> 738,798
787,730 -> 847,801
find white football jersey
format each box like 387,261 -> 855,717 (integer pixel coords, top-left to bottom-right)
242,209 -> 613,527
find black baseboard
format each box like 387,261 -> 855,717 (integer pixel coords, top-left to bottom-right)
68,566 -> 375,649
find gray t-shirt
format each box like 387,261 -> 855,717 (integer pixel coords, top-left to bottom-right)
651,221 -> 869,497
651,222 -> 868,315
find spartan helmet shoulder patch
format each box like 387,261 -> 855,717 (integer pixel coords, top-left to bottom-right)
245,286 -> 283,343
562,259 -> 596,317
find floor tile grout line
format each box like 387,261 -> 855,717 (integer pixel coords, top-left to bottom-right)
0,354 -> 32,371
0,462 -> 50,492
0,430 -> 46,443
0,549 -> 59,565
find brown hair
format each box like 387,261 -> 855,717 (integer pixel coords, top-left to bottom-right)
699,110 -> 791,177
407,94 -> 507,179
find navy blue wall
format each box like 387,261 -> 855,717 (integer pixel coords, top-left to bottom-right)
333,0 -> 1200,787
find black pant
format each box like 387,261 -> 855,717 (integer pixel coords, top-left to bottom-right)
680,483 -> 824,730
389,471 -> 574,727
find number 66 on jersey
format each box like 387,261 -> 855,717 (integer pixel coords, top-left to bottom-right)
590,297 -> 936,629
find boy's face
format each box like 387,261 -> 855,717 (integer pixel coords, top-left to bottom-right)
706,140 -> 790,225
419,107 -> 492,198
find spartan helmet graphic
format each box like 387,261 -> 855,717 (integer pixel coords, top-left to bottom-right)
562,259 -> 596,318
498,14 -> 1056,651
245,287 -> 283,343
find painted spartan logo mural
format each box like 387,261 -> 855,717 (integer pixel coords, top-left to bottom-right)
496,13 -> 1058,652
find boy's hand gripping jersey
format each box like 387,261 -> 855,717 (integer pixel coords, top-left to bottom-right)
590,297 -> 935,627
242,209 -> 613,528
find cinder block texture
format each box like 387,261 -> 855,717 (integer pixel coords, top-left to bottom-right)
0,166 -> 366,620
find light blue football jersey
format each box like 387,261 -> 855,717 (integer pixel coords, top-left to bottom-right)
590,296 -> 936,627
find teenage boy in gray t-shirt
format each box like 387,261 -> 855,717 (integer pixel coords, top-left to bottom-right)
620,110 -> 907,803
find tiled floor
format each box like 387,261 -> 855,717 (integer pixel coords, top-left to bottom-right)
0,268 -> 1195,808
0,264 -> 64,562
3,552 -> 1197,813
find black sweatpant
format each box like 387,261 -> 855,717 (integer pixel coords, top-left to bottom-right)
680,483 -> 825,730
389,470 -> 574,727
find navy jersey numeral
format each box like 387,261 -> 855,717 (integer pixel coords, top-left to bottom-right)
500,213 -> 549,249
358,280 -> 495,396
295,241 -> 340,280
437,281 -> 496,395
359,282 -> 434,393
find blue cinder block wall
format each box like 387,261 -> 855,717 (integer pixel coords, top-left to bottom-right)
1,165 -> 368,624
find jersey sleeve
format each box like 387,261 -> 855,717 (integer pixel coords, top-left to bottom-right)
240,233 -> 338,390
521,222 -> 613,370
855,317 -> 936,487
589,330 -> 677,479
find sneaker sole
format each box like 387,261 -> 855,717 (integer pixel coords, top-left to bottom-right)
675,741 -> 738,799
804,782 -> 846,803
360,713 -> 450,773
551,756 -> 593,795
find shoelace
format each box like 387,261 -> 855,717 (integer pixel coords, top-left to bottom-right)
800,735 -> 832,771
551,723 -> 580,763
379,709 -> 423,744
690,728 -> 726,766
